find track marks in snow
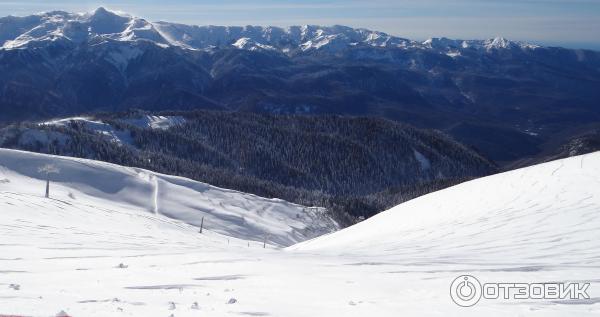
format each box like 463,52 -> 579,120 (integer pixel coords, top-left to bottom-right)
194,275 -> 247,281
551,160 -> 564,176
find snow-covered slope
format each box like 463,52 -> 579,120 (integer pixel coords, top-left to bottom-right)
294,151 -> 600,259
122,115 -> 186,130
1,149 -> 598,316
40,117 -> 133,145
289,152 -> 600,313
0,149 -> 338,246
41,115 -> 185,133
0,7 -> 538,54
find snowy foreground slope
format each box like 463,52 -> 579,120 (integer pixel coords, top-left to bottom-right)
1,149 -> 599,316
0,149 -> 338,246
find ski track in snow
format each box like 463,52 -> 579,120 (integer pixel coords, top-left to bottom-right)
0,149 -> 599,316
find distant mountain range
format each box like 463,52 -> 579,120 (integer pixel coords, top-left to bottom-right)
0,7 -> 540,52
1,8 -> 599,165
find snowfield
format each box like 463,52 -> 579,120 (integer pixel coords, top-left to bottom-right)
0,149 -> 338,247
122,115 -> 186,130
1,149 -> 599,316
37,115 -> 185,147
40,117 -> 133,145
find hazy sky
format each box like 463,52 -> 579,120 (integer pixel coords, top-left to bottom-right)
1,0 -> 599,50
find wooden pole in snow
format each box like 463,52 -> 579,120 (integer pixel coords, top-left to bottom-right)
199,216 -> 204,233
45,176 -> 50,198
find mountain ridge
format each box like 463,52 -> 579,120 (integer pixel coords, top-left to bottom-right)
0,7 -> 555,53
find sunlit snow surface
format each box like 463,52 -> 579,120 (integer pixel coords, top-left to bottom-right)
0,149 -> 337,247
122,115 -> 186,130
1,149 -> 599,316
40,117 -> 133,145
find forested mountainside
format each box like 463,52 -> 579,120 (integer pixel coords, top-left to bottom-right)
0,111 -> 497,224
509,128 -> 600,168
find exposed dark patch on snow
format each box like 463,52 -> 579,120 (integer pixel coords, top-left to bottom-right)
195,275 -> 246,281
344,262 -> 394,266
238,312 -> 270,316
227,298 -> 238,304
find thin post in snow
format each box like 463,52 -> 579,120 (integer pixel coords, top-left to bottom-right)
45,177 -> 50,198
199,216 -> 204,233
38,164 -> 59,199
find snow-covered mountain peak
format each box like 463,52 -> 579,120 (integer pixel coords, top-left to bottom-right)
422,37 -> 463,49
87,6 -> 128,18
84,7 -> 132,35
0,8 -> 171,49
232,37 -> 276,51
421,36 -> 539,54
485,36 -> 511,49
479,36 -> 541,51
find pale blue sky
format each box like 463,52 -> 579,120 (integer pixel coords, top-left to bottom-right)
1,0 -> 599,49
